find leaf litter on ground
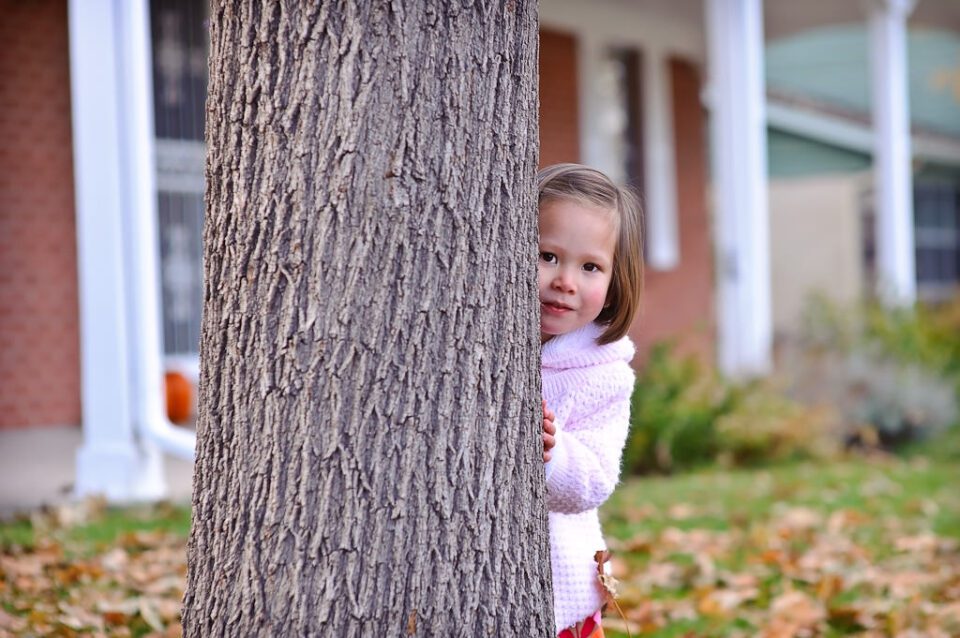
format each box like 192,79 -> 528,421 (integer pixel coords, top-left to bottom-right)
1,499 -> 187,638
1,447 -> 958,637
601,451 -> 960,637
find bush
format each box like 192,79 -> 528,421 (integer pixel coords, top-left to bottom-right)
714,388 -> 841,467
801,293 -> 960,391
783,295 -> 960,449
622,295 -> 960,475
622,344 -> 730,474
623,344 -> 837,475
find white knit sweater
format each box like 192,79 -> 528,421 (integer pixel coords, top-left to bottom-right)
543,322 -> 635,633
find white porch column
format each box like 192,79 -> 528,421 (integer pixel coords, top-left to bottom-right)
643,47 -> 680,270
577,35 -> 614,176
122,0 -> 198,460
869,0 -> 917,306
69,0 -> 167,501
705,0 -> 772,377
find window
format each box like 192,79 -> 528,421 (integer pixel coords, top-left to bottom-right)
594,47 -> 644,190
861,179 -> 960,302
151,0 -> 209,357
914,180 -> 960,302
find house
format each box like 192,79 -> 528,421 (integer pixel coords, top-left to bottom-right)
1,0 -> 958,502
764,23 -> 960,329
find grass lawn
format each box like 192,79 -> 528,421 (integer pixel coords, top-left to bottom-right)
1,430 -> 958,636
0,500 -> 190,637
600,432 -> 960,637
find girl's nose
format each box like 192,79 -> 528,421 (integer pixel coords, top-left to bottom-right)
551,269 -> 576,293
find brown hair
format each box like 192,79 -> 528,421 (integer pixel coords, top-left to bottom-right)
537,163 -> 644,345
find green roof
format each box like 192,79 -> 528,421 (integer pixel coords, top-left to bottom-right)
766,25 -> 960,138
767,129 -> 870,177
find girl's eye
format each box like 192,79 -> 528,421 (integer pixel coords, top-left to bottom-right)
583,263 -> 601,272
540,252 -> 557,264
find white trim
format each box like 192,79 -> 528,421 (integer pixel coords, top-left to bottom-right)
69,0 -> 194,504
540,0 -> 704,61
705,0 -> 772,377
122,0 -> 197,461
576,34 -> 607,173
643,47 -> 680,270
869,0 -> 917,305
557,5 -> 683,272
69,0 -> 166,501
766,101 -> 960,166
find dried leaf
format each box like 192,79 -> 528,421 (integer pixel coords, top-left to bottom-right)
139,598 -> 166,632
407,609 -> 417,635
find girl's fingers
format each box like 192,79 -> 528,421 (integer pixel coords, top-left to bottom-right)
542,432 -> 555,450
543,417 -> 556,435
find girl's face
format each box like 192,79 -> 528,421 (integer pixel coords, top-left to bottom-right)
537,198 -> 617,343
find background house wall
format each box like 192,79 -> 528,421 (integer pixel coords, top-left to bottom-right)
0,0 -> 81,429
539,29 -> 581,167
539,14 -> 715,365
769,173 -> 867,334
764,23 -> 960,332
634,58 -> 714,364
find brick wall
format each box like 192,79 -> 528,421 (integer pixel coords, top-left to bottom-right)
538,32 -> 715,363
0,0 -> 81,428
628,58 -> 715,364
539,29 -> 580,167
0,9 -> 714,430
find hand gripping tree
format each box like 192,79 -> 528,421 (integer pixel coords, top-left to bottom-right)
182,2 -> 552,635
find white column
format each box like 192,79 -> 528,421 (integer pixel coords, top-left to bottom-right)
577,35 -> 612,175
68,0 -> 167,501
121,0 -> 197,460
643,47 -> 680,270
869,0 -> 917,306
705,0 -> 772,377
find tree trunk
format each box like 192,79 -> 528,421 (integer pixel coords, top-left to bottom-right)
182,2 -> 549,636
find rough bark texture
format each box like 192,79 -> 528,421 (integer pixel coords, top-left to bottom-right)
183,2 -> 548,636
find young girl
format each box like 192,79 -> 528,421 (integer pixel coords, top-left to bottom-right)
537,163 -> 643,637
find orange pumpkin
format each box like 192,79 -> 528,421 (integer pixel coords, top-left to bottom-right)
164,371 -> 194,424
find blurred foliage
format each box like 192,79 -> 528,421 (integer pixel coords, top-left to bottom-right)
713,390 -> 840,468
801,293 -> 960,392
623,344 -> 728,474
624,293 -> 960,474
623,345 -> 837,475
785,294 -> 960,449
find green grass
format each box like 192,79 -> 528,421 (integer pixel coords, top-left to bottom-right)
0,501 -> 191,555
605,453 -> 959,543
70,502 -> 191,547
2,428 -> 958,637
601,427 -> 960,637
0,517 -> 34,549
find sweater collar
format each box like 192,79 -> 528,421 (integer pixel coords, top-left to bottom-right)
541,322 -> 635,370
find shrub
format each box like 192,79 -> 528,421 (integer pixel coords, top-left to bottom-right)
623,344 -> 837,474
861,295 -> 960,393
622,344 -> 730,474
622,294 -> 960,475
714,387 -> 841,467
782,294 -> 960,449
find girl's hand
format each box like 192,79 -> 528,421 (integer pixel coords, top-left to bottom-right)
542,399 -> 556,462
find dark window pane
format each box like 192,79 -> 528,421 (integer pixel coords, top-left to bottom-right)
151,0 -> 209,141
158,191 -> 204,355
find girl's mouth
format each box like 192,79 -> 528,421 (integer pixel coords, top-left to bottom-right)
542,301 -> 573,315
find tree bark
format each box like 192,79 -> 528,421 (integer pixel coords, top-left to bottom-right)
182,2 -> 548,636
